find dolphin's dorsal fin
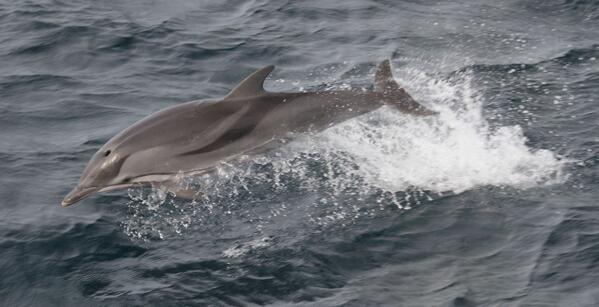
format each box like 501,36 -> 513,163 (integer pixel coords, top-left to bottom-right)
225,65 -> 275,99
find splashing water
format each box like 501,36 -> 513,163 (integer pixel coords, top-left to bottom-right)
121,68 -> 566,244
320,70 -> 565,194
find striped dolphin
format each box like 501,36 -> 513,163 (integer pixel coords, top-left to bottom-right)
61,60 -> 435,207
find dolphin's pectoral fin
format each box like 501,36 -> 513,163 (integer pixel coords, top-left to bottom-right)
226,65 -> 275,99
374,60 -> 437,116
158,180 -> 200,200
169,186 -> 200,200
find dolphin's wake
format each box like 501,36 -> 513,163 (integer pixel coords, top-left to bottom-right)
122,67 -> 566,244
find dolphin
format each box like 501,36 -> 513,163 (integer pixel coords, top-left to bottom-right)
61,60 -> 435,207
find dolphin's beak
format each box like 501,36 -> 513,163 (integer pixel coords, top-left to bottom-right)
61,186 -> 99,207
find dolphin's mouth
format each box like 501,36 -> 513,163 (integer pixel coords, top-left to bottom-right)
61,186 -> 100,207
61,183 -> 138,207
61,174 -> 184,207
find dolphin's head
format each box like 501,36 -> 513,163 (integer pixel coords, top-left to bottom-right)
61,100 -> 219,207
62,145 -> 133,207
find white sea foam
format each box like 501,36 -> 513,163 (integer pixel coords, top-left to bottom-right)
314,70 -> 565,194
222,237 -> 274,258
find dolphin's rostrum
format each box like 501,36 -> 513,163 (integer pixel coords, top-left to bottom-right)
62,60 -> 436,207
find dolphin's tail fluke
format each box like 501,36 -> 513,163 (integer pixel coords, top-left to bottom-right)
374,60 -> 437,116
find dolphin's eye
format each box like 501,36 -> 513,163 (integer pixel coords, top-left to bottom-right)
122,177 -> 131,183
104,150 -> 111,157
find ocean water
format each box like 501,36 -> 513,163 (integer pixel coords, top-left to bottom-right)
1,0 -> 598,306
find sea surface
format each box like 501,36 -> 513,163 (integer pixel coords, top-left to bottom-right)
1,0 -> 598,306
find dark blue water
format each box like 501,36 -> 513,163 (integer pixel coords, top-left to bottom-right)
1,0 -> 598,306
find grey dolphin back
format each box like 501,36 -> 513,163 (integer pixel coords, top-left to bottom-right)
225,65 -> 275,99
374,60 -> 436,116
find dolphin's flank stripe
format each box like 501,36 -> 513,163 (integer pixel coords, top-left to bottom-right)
180,100 -> 276,156
180,125 -> 257,155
